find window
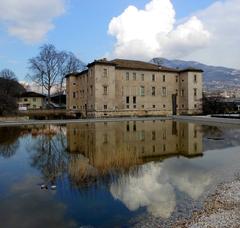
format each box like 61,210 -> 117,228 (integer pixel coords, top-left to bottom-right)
194,74 -> 197,83
181,89 -> 184,97
152,131 -> 156,140
163,104 -> 166,108
73,106 -> 77,109
133,122 -> 136,131
126,72 -> 129,80
176,89 -> 178,96
142,105 -> 144,109
194,88 -> 197,97
126,105 -> 129,109
181,129 -> 185,137
163,130 -> 166,140
133,105 -> 136,109
90,85 -> 93,96
73,92 -> 76,98
152,87 -> 156,96
126,96 -> 129,104
194,129 -> 197,138
194,104 -> 197,108
194,143 -> 198,152
73,82 -> 76,86
140,131 -> 145,141
104,105 -> 107,110
103,86 -> 108,95
152,105 -> 156,108
176,75 -> 178,82
126,123 -> 130,132
141,74 -> 144,81
133,96 -> 136,104
103,69 -> 108,78
163,75 -> 166,82
140,86 -> 145,96
162,87 -> 167,96
103,134 -> 108,144
152,145 -> 155,153
133,72 -> 136,80
163,144 -> 166,152
182,104 -> 184,108
152,74 -> 155,81
24,98 -> 28,102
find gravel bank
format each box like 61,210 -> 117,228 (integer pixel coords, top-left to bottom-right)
175,179 -> 240,228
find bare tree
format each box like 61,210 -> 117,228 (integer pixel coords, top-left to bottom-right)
59,51 -> 85,92
28,44 -> 65,104
28,44 -> 85,105
0,69 -> 17,80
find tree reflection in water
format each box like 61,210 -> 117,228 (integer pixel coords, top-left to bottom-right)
0,126 -> 21,158
28,125 -> 68,186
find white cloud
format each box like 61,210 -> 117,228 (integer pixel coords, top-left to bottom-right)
110,163 -> 176,218
108,0 -> 210,60
108,0 -> 240,69
187,0 -> 240,68
110,160 -> 212,218
0,0 -> 66,43
165,161 -> 212,200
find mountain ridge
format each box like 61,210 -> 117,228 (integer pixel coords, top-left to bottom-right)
151,58 -> 240,91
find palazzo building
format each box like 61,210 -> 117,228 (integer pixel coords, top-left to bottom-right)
66,59 -> 203,117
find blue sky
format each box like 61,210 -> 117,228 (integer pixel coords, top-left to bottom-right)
0,0 -> 238,81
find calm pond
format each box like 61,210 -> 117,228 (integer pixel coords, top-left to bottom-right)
0,120 -> 240,227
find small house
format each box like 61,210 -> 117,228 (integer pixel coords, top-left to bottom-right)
18,92 -> 46,110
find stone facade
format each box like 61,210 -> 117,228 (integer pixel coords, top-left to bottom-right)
66,59 -> 203,117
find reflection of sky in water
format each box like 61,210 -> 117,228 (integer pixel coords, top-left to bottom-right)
0,176 -> 76,228
110,159 -> 212,218
0,123 -> 240,227
111,163 -> 176,218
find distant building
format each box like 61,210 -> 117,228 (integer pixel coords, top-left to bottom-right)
66,59 -> 203,117
50,91 -> 66,108
18,92 -> 46,110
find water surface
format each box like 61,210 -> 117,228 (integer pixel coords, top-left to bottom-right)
0,121 -> 240,227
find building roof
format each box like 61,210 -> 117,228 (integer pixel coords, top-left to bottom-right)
65,69 -> 88,78
65,58 -> 203,78
110,59 -> 160,71
19,91 -> 46,98
87,59 -> 116,68
179,67 -> 204,73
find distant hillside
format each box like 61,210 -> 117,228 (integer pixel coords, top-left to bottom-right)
151,58 -> 240,91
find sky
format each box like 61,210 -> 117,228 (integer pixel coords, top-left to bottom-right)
0,0 -> 239,81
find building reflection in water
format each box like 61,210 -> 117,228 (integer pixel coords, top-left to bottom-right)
66,120 -> 203,184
